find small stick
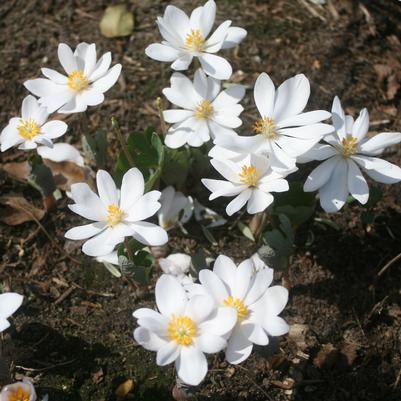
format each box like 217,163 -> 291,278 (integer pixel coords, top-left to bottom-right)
156,97 -> 167,136
377,251 -> 401,277
111,117 -> 135,167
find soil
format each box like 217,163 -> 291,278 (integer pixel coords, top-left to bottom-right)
0,0 -> 401,400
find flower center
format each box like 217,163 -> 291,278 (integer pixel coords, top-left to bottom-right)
224,296 -> 249,321
239,164 -> 260,187
168,315 -> 197,346
185,29 -> 206,52
194,100 -> 214,120
9,387 -> 31,401
107,204 -> 125,227
17,119 -> 41,140
67,70 -> 89,92
253,117 -> 277,140
341,134 -> 358,158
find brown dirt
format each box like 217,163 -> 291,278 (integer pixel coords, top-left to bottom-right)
0,1 -> 401,400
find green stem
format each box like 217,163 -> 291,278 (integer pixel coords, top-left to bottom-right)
156,97 -> 167,137
111,117 -> 134,167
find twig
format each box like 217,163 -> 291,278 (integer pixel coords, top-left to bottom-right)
111,117 -> 135,167
11,202 -> 82,265
156,97 -> 167,136
377,251 -> 401,277
15,359 -> 76,372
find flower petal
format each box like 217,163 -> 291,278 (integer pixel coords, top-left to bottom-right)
359,132 -> 401,154
278,110 -> 332,128
254,72 -> 275,118
198,333 -> 227,353
186,294 -> 215,323
120,168 -> 145,211
176,346 -> 208,386
156,274 -> 187,318
0,293 -> 23,319
89,52 -> 112,81
145,43 -> 180,62
91,64 -> 121,93
352,108 -> 369,141
126,191 -> 161,221
199,269 -> 229,304
225,326 -> 253,364
199,53 -> 232,80
221,27 -> 247,49
246,189 -> 274,214
97,170 -> 119,206
40,120 -> 68,139
263,316 -> 289,336
156,341 -> 180,366
58,43 -> 78,74
65,222 -> 106,240
37,143 -> 84,166
347,159 -> 369,204
226,189 -> 252,216
131,221 -> 168,246
331,96 -> 346,139
304,156 -> 340,192
134,327 -> 167,351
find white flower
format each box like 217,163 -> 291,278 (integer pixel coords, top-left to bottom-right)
212,73 -> 333,172
159,253 -> 194,286
163,69 -> 245,148
250,253 -> 268,272
37,143 -> 84,166
303,96 -> 401,212
158,186 -> 193,230
0,95 -> 67,152
198,255 -> 289,364
24,42 -> 122,114
202,153 -> 290,216
65,168 -> 168,257
193,199 -> 227,228
145,0 -> 247,80
0,292 -> 23,332
96,251 -> 119,266
133,274 -> 237,385
0,380 -> 36,401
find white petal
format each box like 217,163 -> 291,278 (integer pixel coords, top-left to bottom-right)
198,333 -> 226,353
145,43 -> 180,62
247,323 -> 269,345
347,160 -> 369,204
199,53 -> 232,80
273,74 -> 310,122
319,158 -> 349,212
126,191 -> 161,221
91,64 -> 121,93
65,222 -> 106,240
0,293 -> 23,319
163,72 -> 201,109
156,341 -> 180,366
89,52 -> 112,81
0,319 -> 10,332
221,27 -> 247,49
40,89 -> 75,114
331,96 -> 346,139
278,110 -> 332,128
202,179 -> 244,199
226,189 -> 252,216
69,183 -> 107,221
244,268 -> 274,306
247,189 -> 274,214
281,123 -> 333,139
199,269 -> 228,304
24,78 -> 62,98
134,327 -> 167,351
82,226 -> 125,257
359,132 -> 401,154
164,127 -> 190,149
233,258 -> 254,300
37,143 -> 84,166
96,170 -> 119,206
213,85 -> 245,109
176,346 -> 208,386
304,156 -> 340,192
76,89 -> 105,107
199,307 -> 237,336
200,0 -> 216,38
263,285 -> 289,316
131,221 -> 168,246
213,255 -> 237,290
120,168 -> 145,211
164,5 -> 190,38
171,54 -> 193,71
186,294 -> 215,323
225,326 -> 253,364
210,158 -> 240,182
83,43 -> 97,77
163,109 -> 193,124
21,95 -> 40,120
254,72 -> 275,118
58,43 -> 78,74
156,274 -> 187,318
205,21 -> 231,53
41,68 -> 68,84
297,143 -> 337,163
40,120 -> 68,139
264,316 -> 289,336
352,108 -> 369,141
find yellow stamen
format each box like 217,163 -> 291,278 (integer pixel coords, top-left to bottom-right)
224,296 -> 249,321
67,70 -> 89,92
107,204 -> 125,227
340,134 -> 358,158
8,387 -> 31,401
168,315 -> 197,346
185,29 -> 206,52
253,117 -> 277,140
239,165 -> 260,187
17,119 -> 41,140
194,100 -> 214,120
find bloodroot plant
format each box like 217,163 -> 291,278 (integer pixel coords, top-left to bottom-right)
0,0 -> 400,397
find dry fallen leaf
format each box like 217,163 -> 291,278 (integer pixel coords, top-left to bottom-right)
0,196 -> 45,226
100,4 -> 134,38
115,379 -> 135,400
1,161 -> 30,182
43,160 -> 89,191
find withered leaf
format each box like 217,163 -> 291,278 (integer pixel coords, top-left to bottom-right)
0,196 -> 45,226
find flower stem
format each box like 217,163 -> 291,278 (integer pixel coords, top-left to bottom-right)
111,117 -> 134,167
124,238 -> 134,262
156,97 -> 167,136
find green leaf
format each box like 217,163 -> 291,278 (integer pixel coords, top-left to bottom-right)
263,214 -> 295,257
314,217 -> 340,231
115,128 -> 165,191
102,261 -> 122,278
162,148 -> 191,187
82,131 -> 107,168
28,155 -> 56,197
364,186 -> 383,209
191,247 -> 207,273
201,224 -> 218,245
